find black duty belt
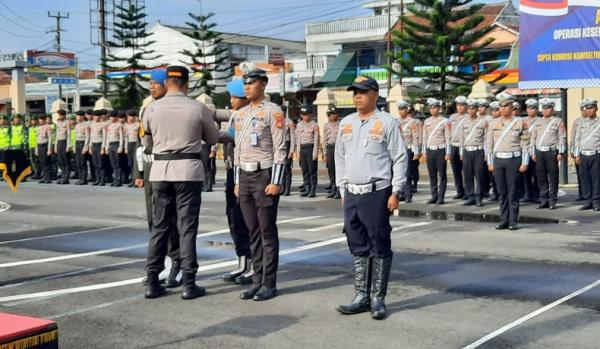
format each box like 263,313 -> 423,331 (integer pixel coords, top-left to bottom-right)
153,153 -> 203,161
300,144 -> 314,148
326,144 -> 335,148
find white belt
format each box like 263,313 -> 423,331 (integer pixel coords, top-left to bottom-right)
428,145 -> 446,150
465,146 -> 483,151
451,142 -> 460,147
346,180 -> 390,195
536,146 -> 557,152
495,151 -> 521,159
240,160 -> 273,172
581,150 -> 600,156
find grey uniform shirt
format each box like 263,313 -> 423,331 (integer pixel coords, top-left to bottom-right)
54,119 -> 71,151
74,122 -> 90,152
459,115 -> 488,156
295,120 -> 320,159
422,115 -> 451,155
125,123 -> 140,143
37,124 -> 52,145
574,116 -> 600,156
530,116 -> 566,153
449,113 -> 467,146
398,116 -> 421,154
486,117 -> 530,166
105,122 -> 124,152
89,121 -> 105,145
334,109 -> 408,196
143,91 -> 220,182
323,120 -> 339,152
570,117 -> 584,154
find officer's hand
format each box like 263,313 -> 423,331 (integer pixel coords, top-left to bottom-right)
234,185 -> 240,198
444,155 -> 451,161
576,156 -> 581,165
388,194 -> 399,212
488,164 -> 494,172
34,149 -> 38,156
67,147 -> 72,152
460,156 -> 464,162
421,154 -> 427,162
413,154 -> 420,161
118,149 -> 123,154
519,165 -> 528,173
265,184 -> 280,196
531,155 -> 537,162
135,179 -> 144,188
288,153 -> 293,160
124,149 -> 128,154
209,152 -> 216,159
557,154 -> 564,161
47,151 -> 52,156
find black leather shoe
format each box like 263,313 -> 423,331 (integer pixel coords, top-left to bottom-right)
235,274 -> 253,285
463,199 -> 475,206
427,198 -> 437,204
508,224 -> 519,231
144,273 -> 166,299
594,207 -> 600,212
537,201 -> 549,209
240,284 -> 262,300
549,202 -> 557,210
453,194 -> 464,200
164,261 -> 181,288
496,223 -> 509,230
475,200 -> 483,207
580,204 -> 593,211
575,196 -> 585,202
253,286 -> 278,301
405,197 -> 412,203
489,195 -> 499,202
181,284 -> 206,299
437,199 -> 445,205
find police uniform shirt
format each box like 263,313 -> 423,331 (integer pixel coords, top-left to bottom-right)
36,124 -> 53,145
422,115 -> 451,154
574,117 -> 600,156
125,122 -> 140,143
54,119 -> 71,149
398,116 -> 421,154
486,117 -> 530,165
323,120 -> 339,153
334,110 -> 408,195
143,91 -> 220,182
89,121 -> 105,144
232,100 -> 287,184
295,120 -> 320,159
105,122 -> 124,152
286,118 -> 296,151
530,116 -> 566,153
459,115 -> 488,156
449,112 -> 467,146
570,116 -> 584,154
74,121 -> 90,151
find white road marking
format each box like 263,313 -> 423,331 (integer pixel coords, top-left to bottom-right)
462,278 -> 600,349
307,222 -> 344,232
0,223 -> 35,235
47,295 -> 143,320
5,211 -> 135,225
0,200 -> 10,213
0,224 -> 139,246
391,222 -> 431,232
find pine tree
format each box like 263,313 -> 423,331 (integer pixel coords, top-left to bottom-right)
390,0 -> 498,100
99,0 -> 160,109
180,12 -> 231,97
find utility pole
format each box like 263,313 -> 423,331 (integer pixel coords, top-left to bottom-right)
386,0 -> 392,93
99,0 -> 107,97
48,11 -> 69,100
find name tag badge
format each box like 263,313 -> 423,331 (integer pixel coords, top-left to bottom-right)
250,132 -> 259,147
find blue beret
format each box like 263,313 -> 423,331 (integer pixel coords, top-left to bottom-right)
150,69 -> 167,86
226,79 -> 245,98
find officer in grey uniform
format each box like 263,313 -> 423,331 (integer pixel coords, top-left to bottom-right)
295,106 -> 320,198
105,110 -> 124,187
522,99 -> 541,203
233,62 -> 287,301
449,96 -> 468,199
530,98 -> 566,209
574,98 -> 600,211
335,76 -> 407,320
282,116 -> 296,196
396,99 -> 421,203
73,110 -> 90,185
323,106 -> 341,199
485,101 -> 500,201
54,109 -> 71,184
571,103 -> 586,201
459,99 -> 488,206
486,93 -> 530,230
422,98 -> 451,204
142,66 -> 220,300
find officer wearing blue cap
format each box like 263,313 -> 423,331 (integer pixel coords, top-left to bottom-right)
335,76 -> 407,320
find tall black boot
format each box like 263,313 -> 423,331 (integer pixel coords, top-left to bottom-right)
114,169 -> 122,187
336,256 -> 372,315
181,272 -> 206,300
63,166 -> 70,184
371,256 -> 392,320
223,256 -> 248,282
164,259 -> 181,288
99,170 -> 106,186
308,180 -> 316,198
144,272 -> 166,299
300,184 -> 310,197
334,187 -> 341,199
234,260 -> 254,285
327,182 -> 336,198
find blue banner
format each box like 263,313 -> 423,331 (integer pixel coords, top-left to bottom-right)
519,0 -> 600,89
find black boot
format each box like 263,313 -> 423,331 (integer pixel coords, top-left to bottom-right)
327,182 -> 336,198
308,180 -> 316,198
99,170 -> 106,186
114,169 -> 122,187
223,256 -> 248,282
300,184 -> 310,197
334,187 -> 341,199
181,272 -> 206,300
164,260 -> 181,288
234,260 -> 254,285
370,256 -> 392,320
63,166 -> 70,184
144,273 -> 166,299
336,256 -> 372,315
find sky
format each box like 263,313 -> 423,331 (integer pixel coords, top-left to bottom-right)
0,0 -> 515,69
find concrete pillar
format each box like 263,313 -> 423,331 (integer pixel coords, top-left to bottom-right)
94,97 -> 113,111
314,87 -> 335,141
386,84 -> 409,117
468,79 -> 495,100
9,68 -> 26,114
196,93 -> 214,108
50,99 -> 68,123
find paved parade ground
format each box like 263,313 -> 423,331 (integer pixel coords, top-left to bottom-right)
1,173 -> 600,349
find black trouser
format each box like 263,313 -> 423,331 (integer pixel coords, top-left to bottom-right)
239,169 -> 280,288
56,140 -> 69,182
226,168 -> 251,258
147,181 -> 202,274
535,150 -> 559,203
494,157 -> 521,225
37,143 -> 51,181
523,158 -> 539,201
108,142 -> 121,184
85,152 -> 95,181
127,142 -> 136,182
28,147 -> 39,177
75,141 -> 87,183
426,148 -> 447,200
283,141 -> 292,193
102,153 -> 112,182
344,186 -> 393,258
300,144 -> 317,189
576,163 -> 583,198
401,148 -> 415,199
326,144 -> 335,187
210,157 -> 217,184
411,158 -> 420,189
450,145 -> 464,197
463,149 -> 485,201
201,144 -> 212,189
119,147 -> 130,183
143,161 -> 179,261
91,143 -> 104,181
580,153 -> 600,208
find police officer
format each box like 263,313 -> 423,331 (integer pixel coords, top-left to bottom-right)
36,114 -> 53,184
487,93 -> 530,230
73,110 -> 90,185
574,98 -> 600,211
133,69 -> 182,289
422,98 -> 451,204
125,110 -> 139,187
282,115 -> 296,196
9,114 -> 26,151
100,109 -> 113,183
53,109 -> 71,184
522,99 -> 541,203
571,103 -> 586,201
484,101 -> 500,201
449,96 -> 468,199
143,65 -> 219,299
295,106 -> 319,198
459,99 -> 488,206
84,109 -> 96,183
408,107 -> 422,193
323,106 -> 340,199
530,98 -> 566,210
105,110 -> 124,187
397,99 -> 421,203
335,76 -> 407,320
90,110 -> 106,186
0,116 -> 10,168
27,115 -> 40,179
232,62 -> 286,301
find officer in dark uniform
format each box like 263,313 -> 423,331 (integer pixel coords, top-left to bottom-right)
142,66 -> 219,300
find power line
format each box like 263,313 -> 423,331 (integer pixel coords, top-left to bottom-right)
0,0 -> 47,32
